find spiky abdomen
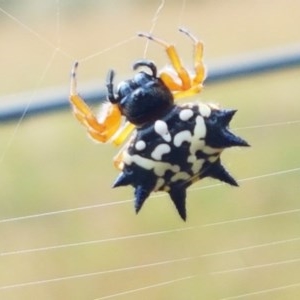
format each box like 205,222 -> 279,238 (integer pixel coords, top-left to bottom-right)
113,102 -> 249,220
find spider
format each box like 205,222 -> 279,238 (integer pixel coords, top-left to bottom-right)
69,28 -> 249,221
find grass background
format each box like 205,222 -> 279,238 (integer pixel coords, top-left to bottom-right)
0,0 -> 300,299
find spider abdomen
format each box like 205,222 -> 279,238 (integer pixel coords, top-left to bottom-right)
113,102 -> 249,220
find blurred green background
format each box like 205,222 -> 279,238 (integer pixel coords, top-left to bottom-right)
0,0 -> 300,299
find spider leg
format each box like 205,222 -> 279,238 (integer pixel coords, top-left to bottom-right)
178,27 -> 206,88
69,62 -> 122,143
138,32 -> 190,90
111,121 -> 135,146
105,69 -> 136,146
112,142 -> 128,170
138,29 -> 206,99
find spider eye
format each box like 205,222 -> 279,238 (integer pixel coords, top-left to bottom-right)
134,72 -> 152,86
117,81 -> 132,97
116,72 -> 153,101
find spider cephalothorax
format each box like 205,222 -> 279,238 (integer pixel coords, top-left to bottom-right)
106,60 -> 174,126
69,28 -> 249,220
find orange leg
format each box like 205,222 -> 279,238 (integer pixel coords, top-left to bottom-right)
138,28 -> 206,99
112,122 -> 135,146
138,32 -> 191,91
113,143 -> 127,170
69,62 -> 122,143
179,27 -> 206,87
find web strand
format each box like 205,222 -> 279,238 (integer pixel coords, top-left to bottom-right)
234,120 -> 300,131
142,0 -> 166,58
212,257 -> 300,275
0,256 -> 195,291
79,36 -> 137,63
0,165 -> 299,224
93,275 -> 195,300
0,7 -> 71,59
55,0 -> 61,47
218,282 -> 300,300
177,0 -> 187,27
0,2 -> 72,164
1,226 -> 300,261
1,235 -> 300,291
0,49 -> 59,164
0,7 -> 57,51
0,226 -> 195,257
1,2 -> 300,299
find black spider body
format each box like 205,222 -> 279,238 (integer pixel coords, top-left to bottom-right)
107,60 -> 174,126
69,30 -> 249,221
110,61 -> 249,220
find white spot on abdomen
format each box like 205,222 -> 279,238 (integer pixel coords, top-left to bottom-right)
123,151 -> 179,177
203,145 -> 221,155
188,156 -> 205,174
198,103 -> 211,117
151,144 -> 171,160
154,177 -> 165,191
154,120 -> 171,142
135,140 -> 146,151
179,109 -> 194,121
194,116 -> 206,139
188,115 -> 207,173
173,130 -> 192,147
171,171 -> 190,182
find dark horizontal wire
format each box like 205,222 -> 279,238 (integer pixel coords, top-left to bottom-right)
1,43 -> 300,123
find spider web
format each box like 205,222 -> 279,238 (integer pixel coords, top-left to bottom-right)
0,1 -> 300,299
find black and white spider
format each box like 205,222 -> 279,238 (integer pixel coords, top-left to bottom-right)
69,28 -> 249,220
